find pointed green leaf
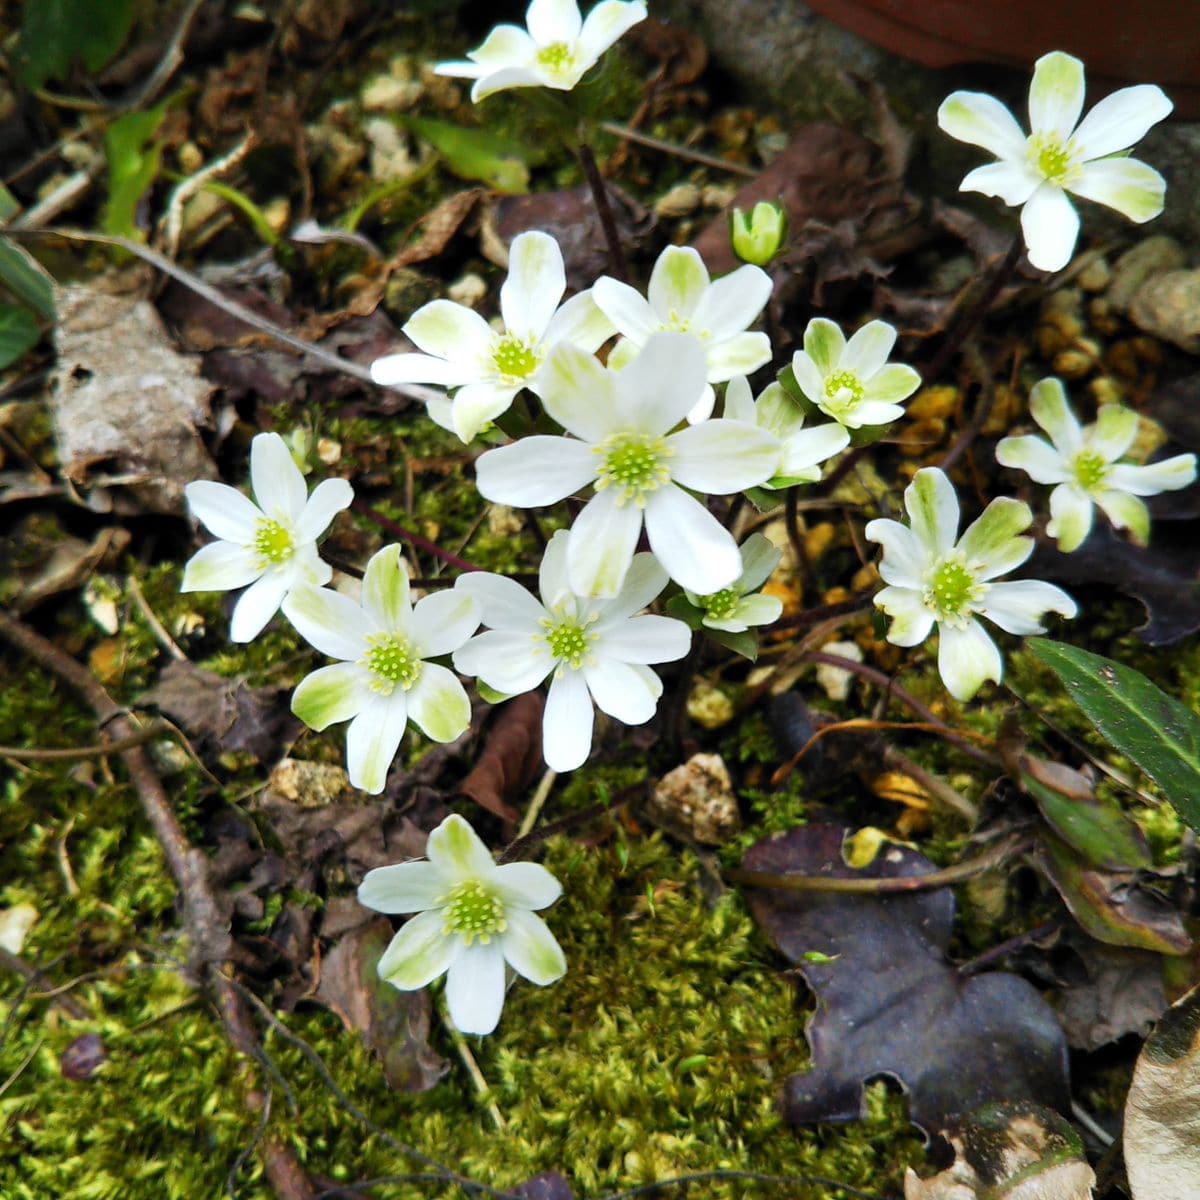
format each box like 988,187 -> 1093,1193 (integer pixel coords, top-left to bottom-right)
1029,639 -> 1200,834
102,103 -> 168,242
15,0 -> 135,89
0,238 -> 56,321
402,116 -> 532,194
0,304 -> 40,370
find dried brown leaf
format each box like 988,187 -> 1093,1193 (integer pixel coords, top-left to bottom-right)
457,693 -> 544,825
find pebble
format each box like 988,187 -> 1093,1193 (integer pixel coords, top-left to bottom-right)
686,679 -> 735,730
648,752 -> 741,844
448,272 -> 488,308
653,182 -> 702,218
1076,255 -> 1111,292
1129,269 -> 1200,354
1108,236 -> 1187,312
268,758 -> 350,807
815,641 -> 862,701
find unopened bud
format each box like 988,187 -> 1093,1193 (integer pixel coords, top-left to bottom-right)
729,200 -> 787,266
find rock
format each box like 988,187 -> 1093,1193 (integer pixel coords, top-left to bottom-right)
1108,236 -> 1187,312
268,758 -> 351,807
1129,269 -> 1200,354
815,641 -> 862,701
653,182 -> 703,218
648,753 -> 741,845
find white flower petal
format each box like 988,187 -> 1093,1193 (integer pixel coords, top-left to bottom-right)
863,363 -> 920,405
1028,51 -> 1085,141
185,480 -> 262,544
841,400 -> 906,429
566,488 -> 643,598
538,528 -> 571,607
1089,404 -> 1139,463
960,160 -> 1042,206
1028,377 -> 1082,452
377,909 -> 458,990
526,0 -> 583,42
1047,483 -> 1095,553
293,479 -> 353,548
540,289 -> 616,354
592,276 -> 659,342
454,630 -> 554,694
456,571 -> 548,631
995,434 -> 1070,484
371,352 -> 476,388
446,942 -> 506,1035
407,662 -> 472,743
427,813 -> 496,881
451,381 -> 519,443
864,519 -> 929,589
360,545 -> 411,630
689,264 -> 772,341
647,245 -> 710,321
802,318 -> 846,374
251,432 -> 307,522
493,863 -> 562,910
904,468 -> 959,558
702,331 -> 772,382
499,908 -> 567,985
283,584 -> 373,660
500,231 -> 566,339
1020,183 -> 1080,273
780,422 -> 850,476
405,300 -> 493,361
644,484 -> 740,594
578,0 -> 647,64
958,497 -> 1034,579
595,614 -> 691,664
841,320 -> 896,379
411,590 -> 480,658
937,619 -> 1003,701
874,585 -> 936,647
790,350 -> 828,405
292,662 -> 369,731
592,551 -> 668,626
1093,489 -> 1150,544
738,531 -> 781,591
584,657 -> 659,724
474,436 -> 597,507
1070,157 -> 1166,224
230,570 -> 290,642
722,375 -> 754,423
617,332 -> 710,434
667,419 -> 779,493
980,580 -> 1076,635
181,540 -> 261,593
1071,84 -> 1173,161
473,66 -> 547,100
706,592 -> 781,632
538,342 -> 620,442
937,91 -> 1029,161
464,24 -> 536,69
358,862 -> 448,914
1109,455 -> 1198,496
685,383 -> 716,425
346,691 -> 408,794
543,668 -> 594,771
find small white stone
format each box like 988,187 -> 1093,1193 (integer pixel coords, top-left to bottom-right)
653,182 -> 702,218
448,272 -> 488,308
815,640 -> 862,701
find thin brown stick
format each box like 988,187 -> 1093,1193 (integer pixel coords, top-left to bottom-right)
577,142 -> 628,282
352,501 -> 480,574
0,609 -> 314,1200
0,720 -> 170,762
0,947 -> 90,1020
598,121 -> 757,177
724,834 -> 1030,895
883,746 -> 979,825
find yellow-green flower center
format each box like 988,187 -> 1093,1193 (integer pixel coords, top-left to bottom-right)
491,333 -> 542,383
702,587 -> 741,621
1072,449 -> 1110,492
542,613 -> 597,670
536,41 -> 576,78
594,432 -> 673,505
923,554 -> 984,624
1028,133 -> 1079,185
442,880 -> 506,945
252,518 -> 294,566
363,632 -> 421,695
822,369 -> 864,418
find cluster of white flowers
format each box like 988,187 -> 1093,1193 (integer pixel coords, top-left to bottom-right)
178,3 -> 1193,1032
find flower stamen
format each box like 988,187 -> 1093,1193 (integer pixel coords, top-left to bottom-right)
535,41 -> 576,79
822,369 -> 864,419
923,553 -> 985,626
1027,132 -> 1080,186
362,632 -> 421,695
1072,450 -> 1110,492
491,333 -> 542,383
593,432 -> 673,505
702,588 -> 741,621
441,879 -> 506,945
542,610 -> 598,670
252,518 -> 294,567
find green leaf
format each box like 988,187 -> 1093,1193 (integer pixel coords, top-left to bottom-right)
401,116 -> 532,194
102,103 -> 168,242
1029,639 -> 1200,835
16,0 -> 135,89
0,238 -> 56,321
0,304 -> 40,369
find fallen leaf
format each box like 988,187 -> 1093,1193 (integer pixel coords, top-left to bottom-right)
743,824 -> 1070,1135
1053,936 -> 1168,1051
60,1033 -> 109,1083
904,1101 -> 1095,1199
140,659 -> 296,763
51,281 -> 218,513
1123,982 -> 1200,1200
514,1172 -> 574,1200
4,519 -> 130,615
457,693 -> 544,825
314,918 -> 447,1092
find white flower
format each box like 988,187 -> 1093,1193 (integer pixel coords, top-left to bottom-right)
996,377 -> 1196,552
682,532 -> 783,633
435,0 -> 648,103
474,332 -> 781,598
283,546 -> 480,794
865,467 -> 1077,701
938,51 -> 1173,273
723,374 -> 850,486
453,530 -> 691,772
370,231 -> 613,443
182,432 -> 353,642
593,245 -> 773,423
360,814 -> 566,1036
789,317 -> 920,430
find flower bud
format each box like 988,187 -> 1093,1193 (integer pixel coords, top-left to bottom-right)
729,200 -> 787,266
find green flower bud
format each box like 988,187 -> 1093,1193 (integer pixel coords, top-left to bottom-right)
729,200 -> 787,267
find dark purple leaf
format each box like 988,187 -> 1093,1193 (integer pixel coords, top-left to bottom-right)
60,1033 -> 107,1082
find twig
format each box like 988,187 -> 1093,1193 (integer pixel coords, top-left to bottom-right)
0,609 -> 315,1200
0,720 -> 171,761
598,121 -> 757,177
442,1011 -> 506,1132
127,574 -> 188,661
0,1037 -> 43,1100
0,948 -> 90,1019
957,919 -> 1063,977
352,501 -> 481,574
518,768 -> 557,839
160,133 -> 257,259
937,341 -> 995,473
724,834 -> 1031,895
127,0 -> 206,111
882,746 -> 979,825
577,142 -> 628,282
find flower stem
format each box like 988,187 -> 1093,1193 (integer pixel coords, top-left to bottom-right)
352,500 -> 481,574
577,140 -> 629,282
